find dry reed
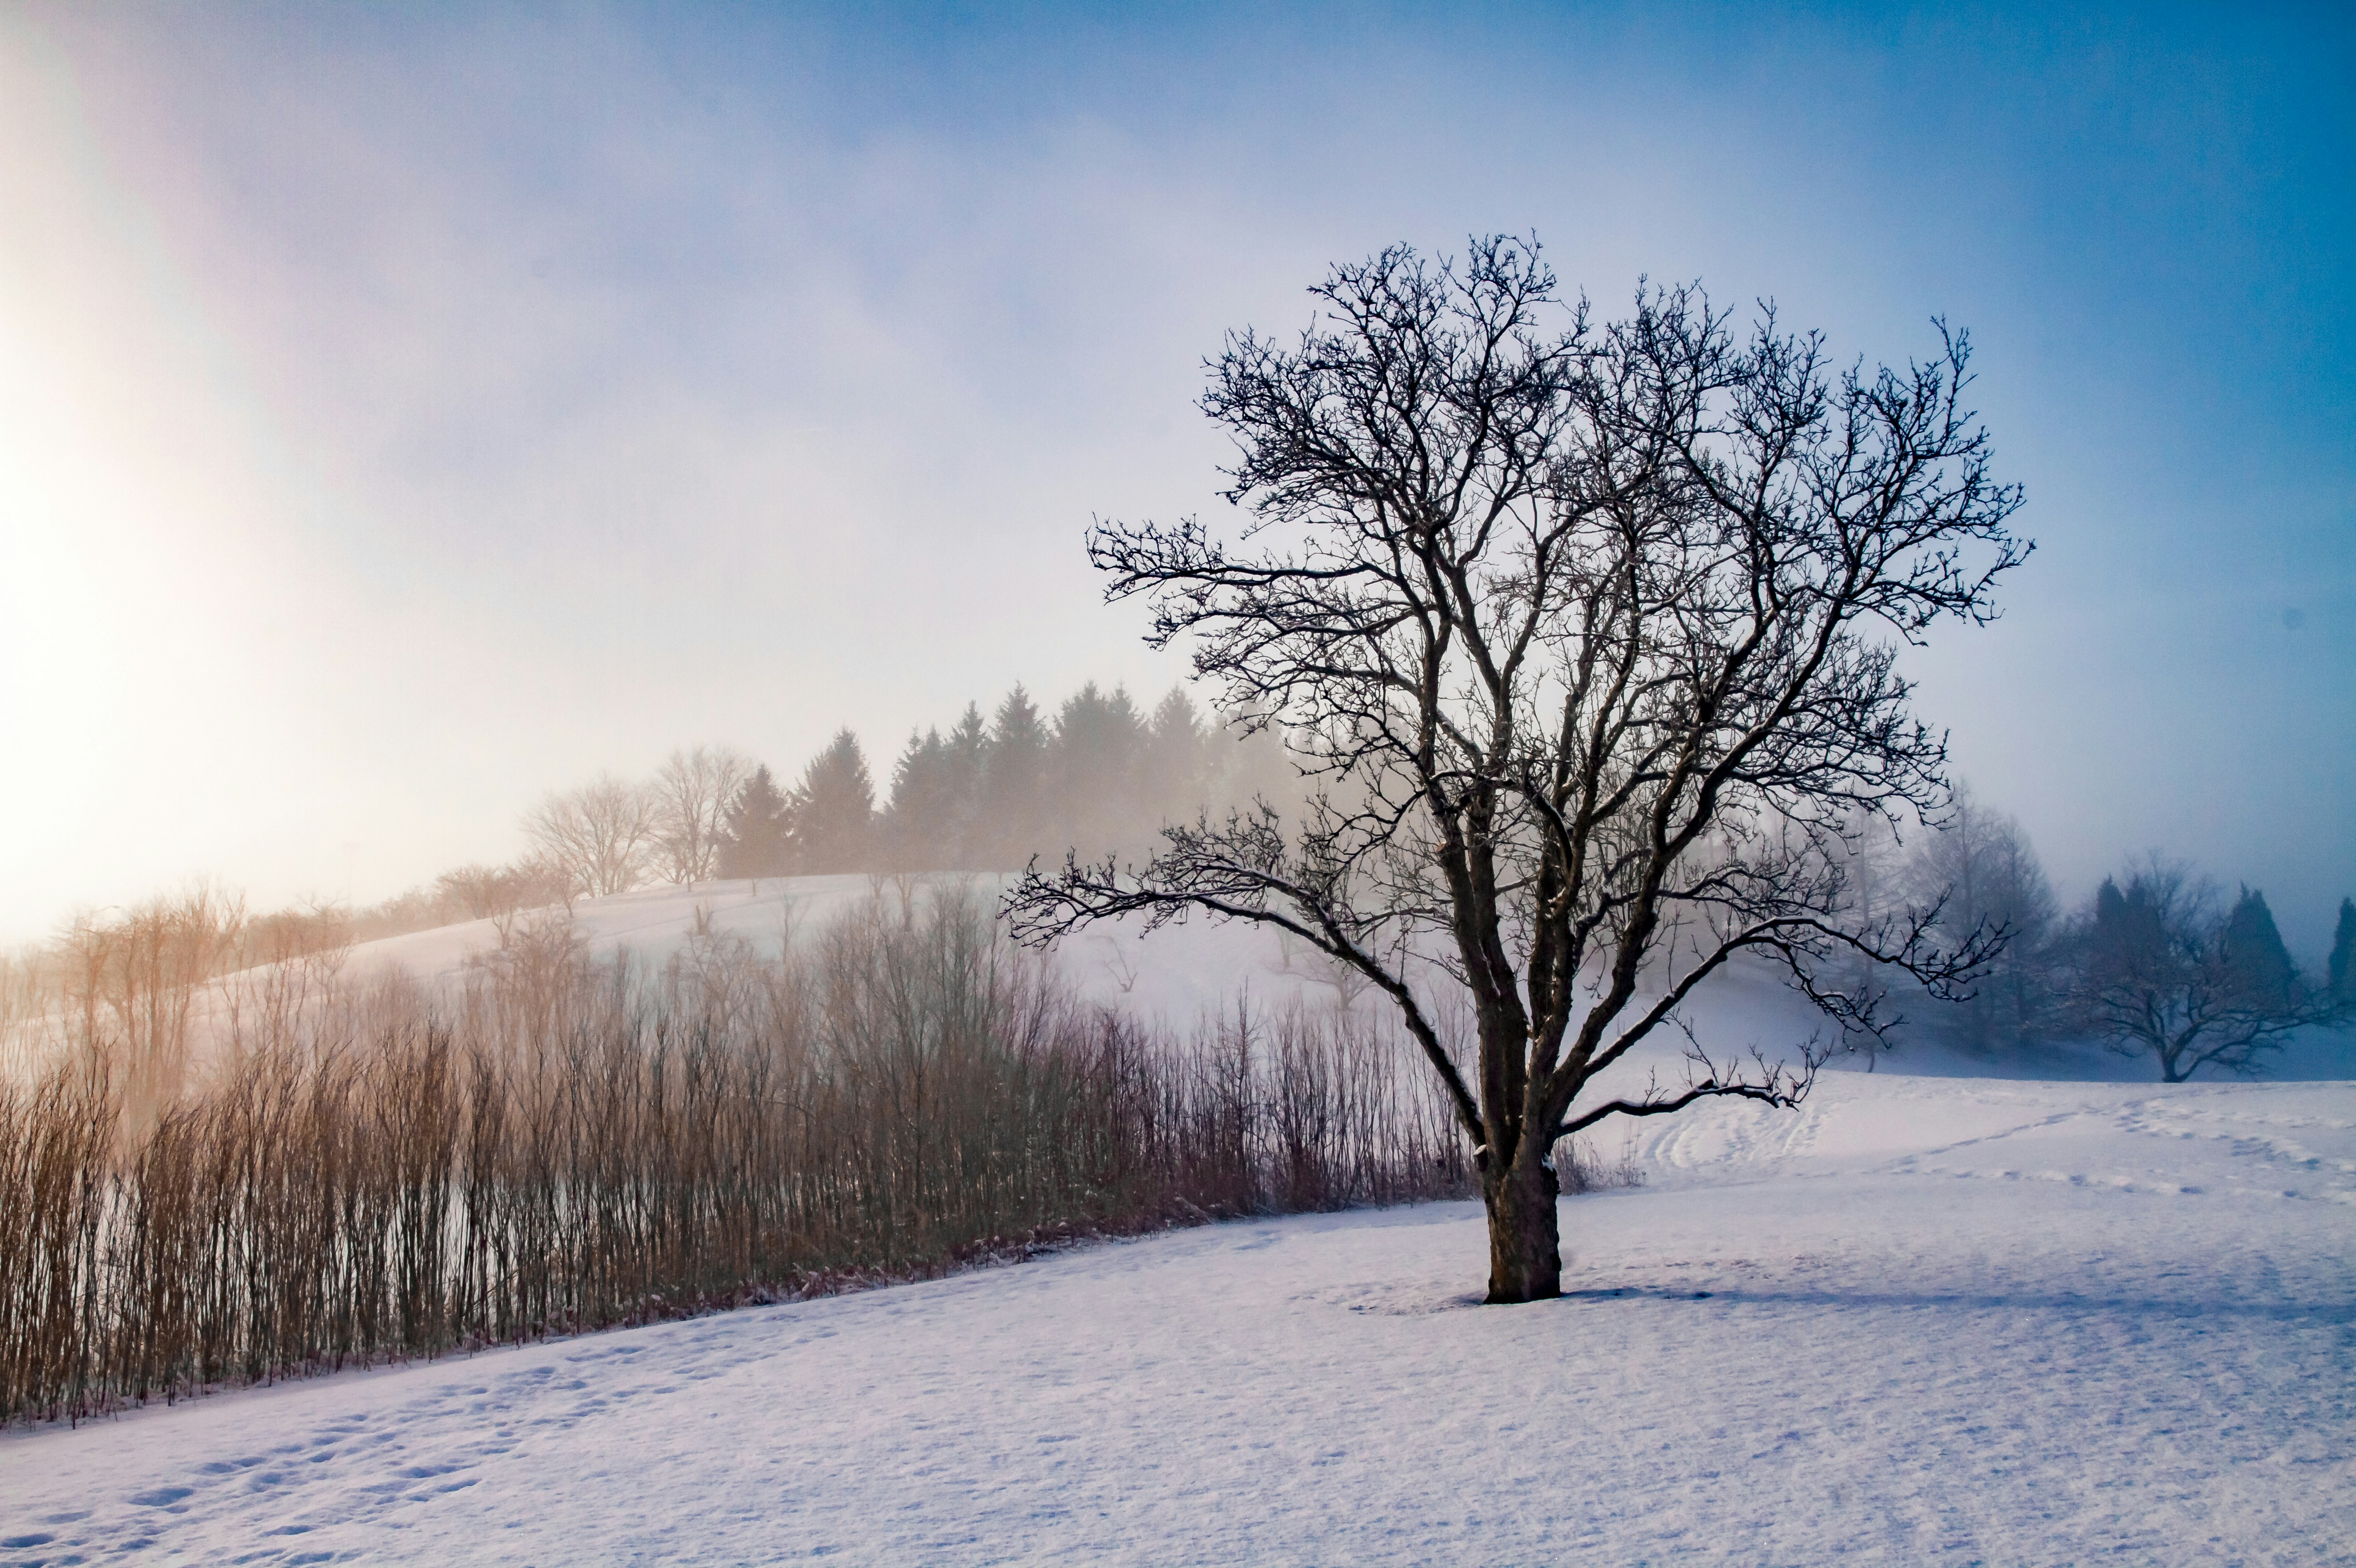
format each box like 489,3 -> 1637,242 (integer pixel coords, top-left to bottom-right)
1,890 -> 1489,1427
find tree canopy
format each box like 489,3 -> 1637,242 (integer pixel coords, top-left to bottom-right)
1010,237 -> 2029,1300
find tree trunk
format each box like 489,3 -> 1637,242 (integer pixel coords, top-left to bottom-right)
2159,1035 -> 2189,1083
1482,1151 -> 1562,1303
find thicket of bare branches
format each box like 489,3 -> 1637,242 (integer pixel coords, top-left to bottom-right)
0,893 -> 1497,1428
1013,237 -> 2028,1301
0,888 -> 354,1110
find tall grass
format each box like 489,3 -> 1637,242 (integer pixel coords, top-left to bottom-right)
1,890 -> 1487,1427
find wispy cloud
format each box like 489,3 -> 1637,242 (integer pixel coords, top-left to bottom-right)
1,2 -> 2348,944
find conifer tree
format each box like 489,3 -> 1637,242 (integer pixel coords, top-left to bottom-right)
689,681 -> 1300,881
2221,886 -> 2297,1007
882,728 -> 954,871
941,702 -> 991,868
1053,682 -> 1148,859
2093,876 -> 2128,933
791,730 -> 876,874
980,687 -> 1049,867
1144,687 -> 1209,826
717,764 -> 794,878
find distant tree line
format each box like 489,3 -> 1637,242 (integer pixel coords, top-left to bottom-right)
0,682 -> 1294,1076
11,711 -> 2341,1094
1849,786 -> 2352,1080
490,682 -> 1295,903
717,684 -> 1291,880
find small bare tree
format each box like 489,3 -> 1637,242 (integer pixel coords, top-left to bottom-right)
522,775 -> 659,899
1902,783 -> 2059,1050
1010,238 -> 2026,1302
2064,858 -> 2346,1082
650,746 -> 754,884
435,859 -> 572,924
435,863 -> 516,921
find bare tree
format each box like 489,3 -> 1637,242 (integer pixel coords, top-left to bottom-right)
434,859 -> 571,922
522,775 -> 659,899
435,863 -> 514,921
2063,857 -> 2346,1082
1902,783 -> 2059,1050
650,746 -> 754,884
1010,238 -> 2026,1301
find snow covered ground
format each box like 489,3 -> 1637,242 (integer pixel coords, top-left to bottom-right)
7,881 -> 2352,1562
7,1061 -> 2351,1563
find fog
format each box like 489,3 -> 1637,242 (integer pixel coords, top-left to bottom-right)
0,3 -> 2349,951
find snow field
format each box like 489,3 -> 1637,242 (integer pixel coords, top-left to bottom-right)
5,1069 -> 2350,1565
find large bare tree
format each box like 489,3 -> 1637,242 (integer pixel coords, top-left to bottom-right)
1009,239 -> 2028,1302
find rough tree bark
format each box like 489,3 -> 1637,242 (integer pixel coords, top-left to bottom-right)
1007,238 -> 2028,1302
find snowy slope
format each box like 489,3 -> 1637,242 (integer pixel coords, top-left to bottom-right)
8,879 -> 2351,1562
328,873 -> 1395,1025
327,876 -> 2356,1079
6,1063 -> 2351,1564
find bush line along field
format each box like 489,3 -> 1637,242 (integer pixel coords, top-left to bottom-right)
0,890 -> 1521,1429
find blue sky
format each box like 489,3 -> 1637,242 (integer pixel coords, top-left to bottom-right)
1,2 -> 2349,949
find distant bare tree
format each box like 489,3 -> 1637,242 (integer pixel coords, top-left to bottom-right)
0,945 -> 53,1080
1011,238 -> 2026,1301
2063,857 -> 2346,1082
522,775 -> 659,899
434,859 -> 571,922
434,863 -> 515,921
1903,784 -> 2058,1049
650,746 -> 754,884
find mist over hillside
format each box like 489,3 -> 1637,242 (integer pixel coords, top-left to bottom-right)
3,8 -> 2351,1561
3,4 -> 2349,952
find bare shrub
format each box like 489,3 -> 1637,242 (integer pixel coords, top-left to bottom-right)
0,891 -> 1480,1427
435,865 -> 500,919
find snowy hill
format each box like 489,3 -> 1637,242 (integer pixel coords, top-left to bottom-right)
7,1048 -> 2351,1562
329,874 -> 2354,1082
328,872 -> 1448,1028
7,877 -> 2350,1562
